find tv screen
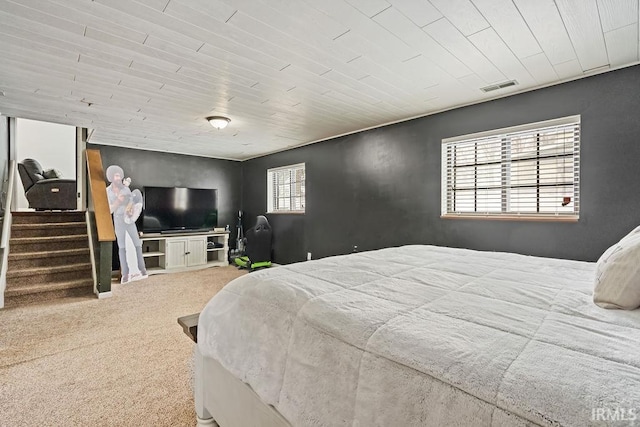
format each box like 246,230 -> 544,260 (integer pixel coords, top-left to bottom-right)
141,186 -> 218,233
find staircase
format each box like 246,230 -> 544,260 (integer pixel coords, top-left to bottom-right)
5,211 -> 94,308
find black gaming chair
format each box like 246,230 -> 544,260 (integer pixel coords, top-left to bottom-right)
234,215 -> 272,271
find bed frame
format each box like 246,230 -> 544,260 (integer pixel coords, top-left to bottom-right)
194,346 -> 291,427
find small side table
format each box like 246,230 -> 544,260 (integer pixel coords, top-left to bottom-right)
177,313 -> 200,343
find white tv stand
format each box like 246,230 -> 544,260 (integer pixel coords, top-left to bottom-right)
140,231 -> 229,274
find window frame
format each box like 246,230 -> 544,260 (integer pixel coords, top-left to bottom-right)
267,163 -> 306,214
441,116 -> 580,222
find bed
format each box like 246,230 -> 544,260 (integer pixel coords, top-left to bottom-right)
195,245 -> 640,426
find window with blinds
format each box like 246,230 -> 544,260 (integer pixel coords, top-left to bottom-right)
442,116 -> 580,220
267,163 -> 306,213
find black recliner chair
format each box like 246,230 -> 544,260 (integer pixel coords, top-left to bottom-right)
18,158 -> 77,210
234,215 -> 273,271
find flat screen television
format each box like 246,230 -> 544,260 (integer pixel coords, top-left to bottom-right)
141,186 -> 218,233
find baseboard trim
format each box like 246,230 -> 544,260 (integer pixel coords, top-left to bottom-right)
98,291 -> 113,299
196,416 -> 218,426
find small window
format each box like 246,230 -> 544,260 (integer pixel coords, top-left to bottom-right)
442,116 -> 580,221
267,163 -> 305,213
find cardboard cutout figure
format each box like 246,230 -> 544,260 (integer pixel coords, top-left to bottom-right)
105,165 -> 148,284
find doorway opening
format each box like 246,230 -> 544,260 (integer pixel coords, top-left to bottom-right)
15,118 -> 78,211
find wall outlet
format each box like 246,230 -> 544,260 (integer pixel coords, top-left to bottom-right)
307,252 -> 312,261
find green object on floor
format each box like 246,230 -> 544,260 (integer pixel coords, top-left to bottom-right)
234,256 -> 271,271
234,256 -> 249,268
250,261 -> 271,269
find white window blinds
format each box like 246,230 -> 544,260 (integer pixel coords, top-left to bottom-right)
267,163 -> 306,213
442,116 -> 580,220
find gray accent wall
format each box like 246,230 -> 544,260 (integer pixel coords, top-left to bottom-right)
88,143 -> 242,244
242,64 -> 640,264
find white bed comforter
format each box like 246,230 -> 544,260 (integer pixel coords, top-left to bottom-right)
198,245 -> 640,426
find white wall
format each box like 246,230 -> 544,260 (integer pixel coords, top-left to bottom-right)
16,118 -> 76,210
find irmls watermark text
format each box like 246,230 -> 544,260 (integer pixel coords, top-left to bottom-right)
592,407 -> 638,422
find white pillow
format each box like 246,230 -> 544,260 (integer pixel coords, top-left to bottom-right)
596,225 -> 640,265
593,233 -> 640,310
621,225 -> 640,241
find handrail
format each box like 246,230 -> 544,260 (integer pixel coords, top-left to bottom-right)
86,149 -> 115,242
1,160 -> 16,249
1,160 -> 16,307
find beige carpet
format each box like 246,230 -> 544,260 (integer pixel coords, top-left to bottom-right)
0,266 -> 247,427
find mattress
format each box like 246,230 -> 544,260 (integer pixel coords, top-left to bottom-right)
198,245 -> 640,426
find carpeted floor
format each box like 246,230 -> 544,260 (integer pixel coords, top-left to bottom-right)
0,266 -> 247,427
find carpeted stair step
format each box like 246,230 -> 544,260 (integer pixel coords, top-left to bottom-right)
11,222 -> 87,238
6,262 -> 93,288
11,211 -> 85,224
3,278 -> 94,308
8,248 -> 91,269
6,210 -> 93,308
9,234 -> 89,253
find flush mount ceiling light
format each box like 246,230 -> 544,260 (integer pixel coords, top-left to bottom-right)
206,116 -> 231,130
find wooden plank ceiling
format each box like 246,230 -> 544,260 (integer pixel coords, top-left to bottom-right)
0,0 -> 638,160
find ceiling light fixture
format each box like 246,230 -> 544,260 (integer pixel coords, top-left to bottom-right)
206,116 -> 231,130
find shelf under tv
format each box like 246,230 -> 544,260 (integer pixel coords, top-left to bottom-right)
140,231 -> 229,274
159,228 -> 212,235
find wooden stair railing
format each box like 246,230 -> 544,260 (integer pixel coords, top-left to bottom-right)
86,149 -> 115,295
0,160 -> 17,308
